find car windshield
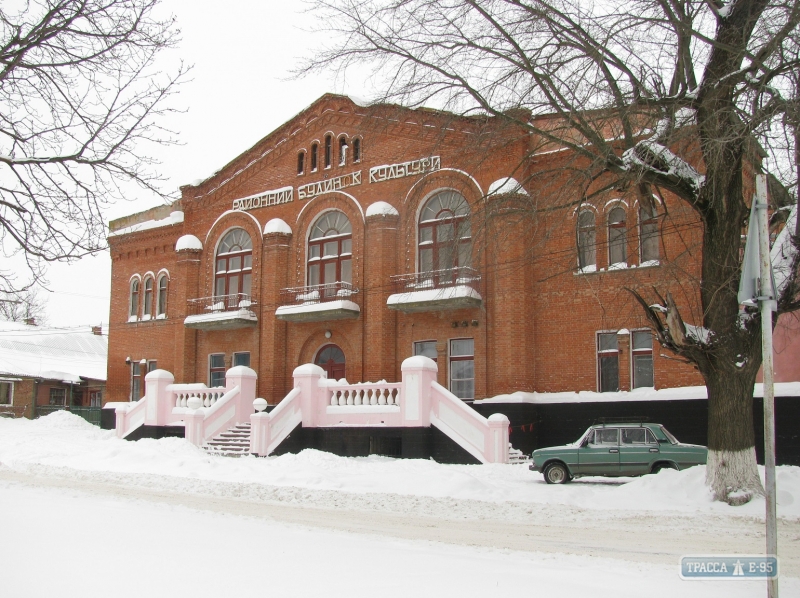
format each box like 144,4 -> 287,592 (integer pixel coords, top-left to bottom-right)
573,427 -> 593,446
659,425 -> 679,444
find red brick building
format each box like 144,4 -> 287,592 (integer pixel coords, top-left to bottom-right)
106,94 -> 707,405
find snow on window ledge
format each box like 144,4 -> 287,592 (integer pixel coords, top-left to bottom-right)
156,314 -> 167,320
574,264 -> 597,275
638,260 -> 660,268
127,316 -> 138,323
141,314 -> 151,322
607,262 -> 629,271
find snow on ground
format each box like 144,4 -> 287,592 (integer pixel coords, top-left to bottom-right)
3,479 -> 780,598
1,411 -> 798,521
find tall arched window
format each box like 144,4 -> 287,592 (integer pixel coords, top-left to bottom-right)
577,210 -> 596,269
352,138 -> 361,163
297,151 -> 305,175
608,206 -> 627,266
324,134 -> 332,168
308,211 -> 352,298
310,143 -> 318,171
639,204 -> 659,263
215,229 -> 253,301
129,279 -> 140,319
418,191 -> 471,285
156,274 -> 168,317
338,136 -> 348,166
143,277 -> 154,317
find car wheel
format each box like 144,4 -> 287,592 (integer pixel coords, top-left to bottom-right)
651,462 -> 677,474
544,462 -> 570,484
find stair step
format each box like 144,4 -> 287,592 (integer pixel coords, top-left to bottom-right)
203,421 -> 252,458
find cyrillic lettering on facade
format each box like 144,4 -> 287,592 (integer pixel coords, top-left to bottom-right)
369,156 -> 440,184
232,186 -> 293,211
297,171 -> 362,200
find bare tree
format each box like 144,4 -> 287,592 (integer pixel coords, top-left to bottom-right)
304,0 -> 800,503
0,287 -> 47,324
0,0 -> 185,293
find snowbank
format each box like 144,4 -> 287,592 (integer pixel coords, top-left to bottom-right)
1,411 -> 798,520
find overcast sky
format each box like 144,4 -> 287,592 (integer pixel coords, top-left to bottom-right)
42,1 -> 370,328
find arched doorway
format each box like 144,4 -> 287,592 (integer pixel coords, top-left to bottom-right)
316,344 -> 346,380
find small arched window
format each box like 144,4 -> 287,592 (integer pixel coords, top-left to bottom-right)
608,206 -> 627,266
156,274 -> 168,316
352,138 -> 361,163
324,134 -> 332,168
338,136 -> 348,166
215,229 -> 253,300
639,204 -> 659,263
129,279 -> 140,318
308,211 -> 352,298
310,143 -> 318,171
143,277 -> 154,317
297,151 -> 305,175
418,191 -> 471,285
577,210 -> 596,269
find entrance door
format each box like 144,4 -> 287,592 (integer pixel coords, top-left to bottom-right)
316,344 -> 346,380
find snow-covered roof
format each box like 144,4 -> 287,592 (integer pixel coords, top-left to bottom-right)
264,218 -> 292,235
487,177 -> 529,196
108,211 -> 184,237
0,321 -> 107,382
366,201 -> 400,217
176,234 -> 203,252
474,382 -> 800,405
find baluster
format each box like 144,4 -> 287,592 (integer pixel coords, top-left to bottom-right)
391,389 -> 398,405
338,390 -> 346,406
376,388 -> 384,405
331,391 -> 337,406
354,389 -> 362,406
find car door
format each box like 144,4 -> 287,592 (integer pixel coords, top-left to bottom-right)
619,427 -> 660,475
577,428 -> 620,475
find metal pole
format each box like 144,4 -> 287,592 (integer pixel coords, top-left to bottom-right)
756,174 -> 778,598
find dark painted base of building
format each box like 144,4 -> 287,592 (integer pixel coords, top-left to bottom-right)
472,396 -> 800,466
271,425 -> 480,464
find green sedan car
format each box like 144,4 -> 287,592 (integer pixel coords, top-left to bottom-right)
529,423 -> 707,484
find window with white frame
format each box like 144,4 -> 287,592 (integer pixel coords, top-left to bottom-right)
324,134 -> 332,168
308,211 -> 352,297
639,204 -> 659,263
338,135 -> 348,166
131,362 -> 142,401
310,143 -> 318,171
233,352 -> 250,367
597,332 -> 619,392
0,381 -> 12,405
209,354 -> 226,387
449,338 -> 474,399
297,151 -> 305,175
413,340 -> 438,363
577,210 -> 596,269
143,276 -> 154,318
418,190 -> 471,285
631,330 -> 654,388
215,229 -> 253,300
608,206 -> 627,266
352,138 -> 361,162
129,279 -> 140,319
89,390 -> 102,408
156,274 -> 168,317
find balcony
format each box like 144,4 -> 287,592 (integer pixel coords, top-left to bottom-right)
184,294 -> 258,331
275,282 -> 361,323
387,267 -> 482,313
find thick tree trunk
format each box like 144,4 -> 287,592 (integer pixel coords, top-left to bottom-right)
704,367 -> 764,504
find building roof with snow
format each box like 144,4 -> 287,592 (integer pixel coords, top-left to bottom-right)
0,321 -> 108,383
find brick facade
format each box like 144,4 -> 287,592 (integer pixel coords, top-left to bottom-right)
106,94 -> 706,405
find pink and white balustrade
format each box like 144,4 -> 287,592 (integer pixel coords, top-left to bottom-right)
114,366 -> 257,443
250,356 -> 510,464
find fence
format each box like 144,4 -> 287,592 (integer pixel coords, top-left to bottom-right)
35,405 -> 102,426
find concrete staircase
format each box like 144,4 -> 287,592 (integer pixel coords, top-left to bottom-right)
204,422 -> 251,457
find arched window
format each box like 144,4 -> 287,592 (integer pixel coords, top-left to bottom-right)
639,204 -> 659,263
308,211 -> 352,298
215,229 -> 253,301
577,210 -> 596,269
338,136 -> 348,166
352,138 -> 361,163
143,277 -> 154,317
297,151 -> 305,175
156,274 -> 168,317
315,344 -> 346,380
310,143 -> 318,171
418,191 -> 471,285
129,279 -> 140,318
324,134 -> 332,168
608,206 -> 627,266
